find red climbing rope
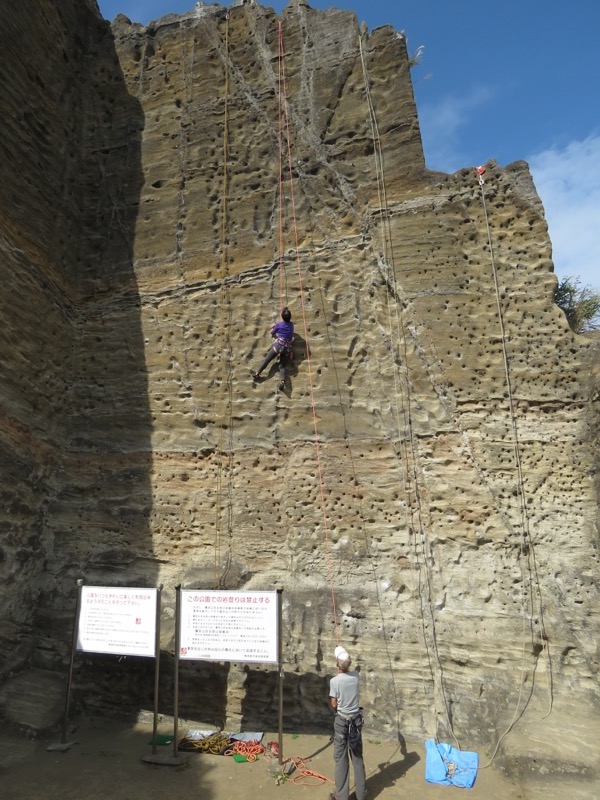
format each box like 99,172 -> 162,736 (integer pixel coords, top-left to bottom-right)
278,23 -> 286,314
277,21 -> 339,641
287,755 -> 335,786
225,739 -> 265,761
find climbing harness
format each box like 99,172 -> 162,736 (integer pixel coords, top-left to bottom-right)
347,712 -> 364,750
273,336 -> 294,357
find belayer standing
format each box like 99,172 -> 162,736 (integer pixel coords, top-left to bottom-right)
328,645 -> 367,800
253,307 -> 294,390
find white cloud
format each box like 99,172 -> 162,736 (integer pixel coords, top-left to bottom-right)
529,135 -> 600,291
418,86 -> 493,173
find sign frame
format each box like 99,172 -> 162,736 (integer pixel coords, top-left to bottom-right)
178,589 -> 278,664
77,585 -> 158,658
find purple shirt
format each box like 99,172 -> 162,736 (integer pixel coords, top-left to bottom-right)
271,320 -> 294,342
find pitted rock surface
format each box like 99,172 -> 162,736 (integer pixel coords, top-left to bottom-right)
0,0 -> 598,786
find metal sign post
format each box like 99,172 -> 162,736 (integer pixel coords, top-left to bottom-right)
173,584 -> 182,761
141,586 -> 184,766
150,585 -> 163,755
277,588 -> 283,768
55,578 -> 83,749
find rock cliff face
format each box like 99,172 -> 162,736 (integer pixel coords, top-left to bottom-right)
0,0 -> 598,791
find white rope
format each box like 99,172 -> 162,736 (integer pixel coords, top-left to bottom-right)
477,169 -> 553,766
359,31 -> 459,748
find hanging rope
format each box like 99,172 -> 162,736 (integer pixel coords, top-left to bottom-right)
277,20 -> 339,641
358,30 -> 459,747
277,25 -> 414,737
214,12 -> 235,589
277,22 -> 288,315
476,166 -> 553,765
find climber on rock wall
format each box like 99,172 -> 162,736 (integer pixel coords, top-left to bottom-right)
252,306 -> 294,390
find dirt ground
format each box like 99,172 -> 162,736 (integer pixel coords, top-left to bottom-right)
0,715 -> 527,800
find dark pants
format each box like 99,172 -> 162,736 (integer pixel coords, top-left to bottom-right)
333,714 -> 367,800
256,346 -> 289,381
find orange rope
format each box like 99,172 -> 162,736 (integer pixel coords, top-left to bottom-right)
225,739 -> 265,761
278,23 -> 339,641
287,756 -> 334,786
277,22 -> 286,315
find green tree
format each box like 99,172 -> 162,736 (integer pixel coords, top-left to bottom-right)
554,276 -> 600,333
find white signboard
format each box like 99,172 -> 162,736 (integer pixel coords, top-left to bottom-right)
77,586 -> 158,658
179,590 -> 278,663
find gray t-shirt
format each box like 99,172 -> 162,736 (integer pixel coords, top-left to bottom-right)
329,670 -> 361,717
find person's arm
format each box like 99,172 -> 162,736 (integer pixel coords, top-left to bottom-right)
329,675 -> 338,711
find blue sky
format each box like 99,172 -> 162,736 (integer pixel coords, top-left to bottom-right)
97,0 -> 600,291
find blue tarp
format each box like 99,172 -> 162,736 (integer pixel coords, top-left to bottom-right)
425,739 -> 479,789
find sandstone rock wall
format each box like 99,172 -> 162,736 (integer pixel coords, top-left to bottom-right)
0,0 -> 89,675
0,0 -> 154,683
0,1 -> 598,788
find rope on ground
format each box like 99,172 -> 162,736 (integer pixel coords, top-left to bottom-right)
178,732 -> 232,754
287,755 -> 334,786
225,739 -> 265,761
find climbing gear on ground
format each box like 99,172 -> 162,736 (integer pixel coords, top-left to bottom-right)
425,739 -> 479,788
225,739 -> 265,761
178,732 -> 232,754
284,755 -> 333,787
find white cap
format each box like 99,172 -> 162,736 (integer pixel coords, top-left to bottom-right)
334,646 -> 350,661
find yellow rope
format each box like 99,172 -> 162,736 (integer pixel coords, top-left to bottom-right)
178,733 -> 232,754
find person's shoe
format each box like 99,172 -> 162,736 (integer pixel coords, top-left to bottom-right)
278,380 -> 285,390
252,372 -> 260,381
